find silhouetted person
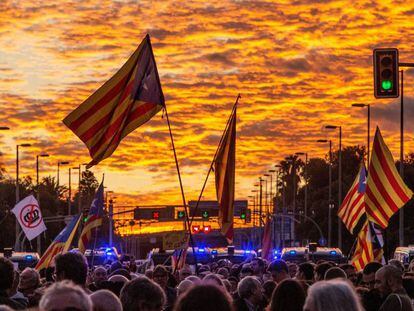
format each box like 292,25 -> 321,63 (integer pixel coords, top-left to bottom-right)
375,265 -> 413,311
268,279 -> 305,311
120,276 -> 165,311
54,251 -> 88,288
0,257 -> 26,309
304,279 -> 364,311
174,284 -> 232,311
268,260 -> 290,284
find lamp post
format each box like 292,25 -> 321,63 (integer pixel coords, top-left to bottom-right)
36,153 -> 49,254
264,174 -> 270,215
71,167 -> 80,214
295,152 -> 308,219
317,139 -> 333,247
352,103 -> 370,165
57,161 -> 69,187
252,189 -> 258,246
15,143 -> 32,251
268,169 -> 276,213
325,125 -> 342,249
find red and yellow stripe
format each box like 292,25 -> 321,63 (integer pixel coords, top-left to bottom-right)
63,35 -> 163,167
352,221 -> 373,271
78,216 -> 103,253
338,164 -> 365,233
365,127 -> 412,228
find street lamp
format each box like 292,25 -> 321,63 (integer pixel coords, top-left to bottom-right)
36,153 -> 49,254
264,174 -> 270,215
15,143 -> 32,251
57,161 -> 69,187
268,169 -> 276,213
317,139 -> 332,247
295,152 -> 308,219
325,124 -> 342,249
352,103 -> 370,165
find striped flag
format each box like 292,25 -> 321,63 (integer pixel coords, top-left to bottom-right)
63,34 -> 165,168
215,104 -> 237,244
35,214 -> 82,271
261,216 -> 272,260
338,163 -> 366,233
352,220 -> 384,271
78,182 -> 104,253
172,249 -> 187,271
365,127 -> 413,228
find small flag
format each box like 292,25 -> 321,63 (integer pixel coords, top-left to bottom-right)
172,249 -> 187,271
63,34 -> 165,168
365,127 -> 413,228
35,214 -> 82,270
12,195 -> 46,241
215,104 -> 237,244
78,182 -> 104,253
338,163 -> 366,233
352,220 -> 384,271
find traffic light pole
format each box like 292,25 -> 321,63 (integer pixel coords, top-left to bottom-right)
397,62 -> 414,246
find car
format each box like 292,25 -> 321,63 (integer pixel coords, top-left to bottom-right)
281,246 -> 345,264
393,246 -> 414,264
84,247 -> 120,266
0,250 -> 39,271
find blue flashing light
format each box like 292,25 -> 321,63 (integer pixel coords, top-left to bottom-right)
329,250 -> 337,256
273,249 -> 280,254
211,250 -> 218,255
245,250 -> 252,254
289,250 -> 297,255
106,252 -> 113,256
25,255 -> 33,261
198,248 -> 205,253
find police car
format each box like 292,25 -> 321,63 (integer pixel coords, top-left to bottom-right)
84,247 -> 120,266
281,246 -> 345,263
150,247 -> 212,265
393,246 -> 414,264
0,249 -> 39,271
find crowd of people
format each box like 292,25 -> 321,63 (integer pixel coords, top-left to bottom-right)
1,252 -> 414,311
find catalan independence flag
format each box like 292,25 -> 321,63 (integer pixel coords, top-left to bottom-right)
365,127 -> 413,228
338,163 -> 366,234
35,214 -> 82,271
261,216 -> 272,260
215,104 -> 237,244
352,221 -> 384,271
63,34 -> 165,168
78,182 -> 104,253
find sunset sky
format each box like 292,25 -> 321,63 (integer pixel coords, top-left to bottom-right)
1,0 -> 414,211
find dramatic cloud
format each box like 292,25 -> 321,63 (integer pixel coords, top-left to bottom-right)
1,0 -> 414,231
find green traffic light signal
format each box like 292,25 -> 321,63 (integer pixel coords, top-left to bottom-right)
202,211 -> 209,219
381,80 -> 392,90
178,211 -> 185,219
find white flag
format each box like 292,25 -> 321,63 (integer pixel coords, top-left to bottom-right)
12,195 -> 46,241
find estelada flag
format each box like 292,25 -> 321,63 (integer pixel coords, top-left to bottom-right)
365,127 -> 413,228
338,163 -> 366,234
78,181 -> 104,253
215,104 -> 237,244
352,220 -> 384,271
63,34 -> 165,168
35,214 -> 82,271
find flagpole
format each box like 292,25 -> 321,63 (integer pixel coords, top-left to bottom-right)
163,106 -> 198,271
189,94 -> 240,227
172,94 -> 239,273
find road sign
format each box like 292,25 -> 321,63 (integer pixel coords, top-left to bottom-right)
163,231 -> 188,250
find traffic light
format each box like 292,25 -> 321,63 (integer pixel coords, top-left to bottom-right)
373,48 -> 399,98
152,211 -> 160,220
240,209 -> 246,220
201,210 -> 209,220
203,225 -> 211,234
82,209 -> 89,223
177,211 -> 185,220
